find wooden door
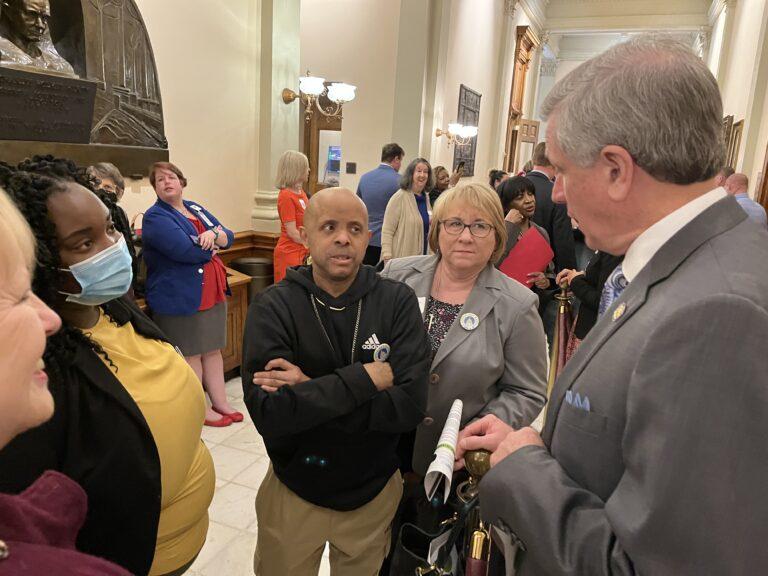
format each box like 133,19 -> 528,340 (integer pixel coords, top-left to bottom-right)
503,26 -> 539,172
512,118 -> 540,173
756,140 -> 768,210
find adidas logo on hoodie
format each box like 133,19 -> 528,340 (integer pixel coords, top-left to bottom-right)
362,334 -> 382,350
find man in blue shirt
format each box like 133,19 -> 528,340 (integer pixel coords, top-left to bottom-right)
725,172 -> 768,228
356,143 -> 404,265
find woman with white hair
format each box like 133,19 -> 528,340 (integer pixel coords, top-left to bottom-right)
381,157 -> 435,262
273,150 -> 311,282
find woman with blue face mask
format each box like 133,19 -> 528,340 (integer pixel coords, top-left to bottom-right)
0,157 -> 215,576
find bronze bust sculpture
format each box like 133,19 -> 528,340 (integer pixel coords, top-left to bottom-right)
0,0 -> 75,75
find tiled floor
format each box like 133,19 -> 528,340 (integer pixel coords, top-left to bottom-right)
186,377 -> 331,576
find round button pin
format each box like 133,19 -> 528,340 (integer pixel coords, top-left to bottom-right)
374,343 -> 391,362
460,313 -> 480,331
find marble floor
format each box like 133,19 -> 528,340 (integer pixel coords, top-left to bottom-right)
186,377 -> 331,576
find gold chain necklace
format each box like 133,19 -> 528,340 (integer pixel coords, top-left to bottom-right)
310,295 -> 362,363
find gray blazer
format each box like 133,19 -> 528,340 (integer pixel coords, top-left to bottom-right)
382,255 -> 547,475
481,197 -> 768,575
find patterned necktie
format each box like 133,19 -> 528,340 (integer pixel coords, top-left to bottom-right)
598,264 -> 628,317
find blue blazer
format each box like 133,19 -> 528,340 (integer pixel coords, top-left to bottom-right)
142,199 -> 234,316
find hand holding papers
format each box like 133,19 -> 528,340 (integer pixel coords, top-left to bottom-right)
499,227 -> 554,288
424,399 -> 463,504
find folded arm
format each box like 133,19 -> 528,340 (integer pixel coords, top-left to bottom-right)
201,208 -> 234,249
363,285 -> 430,433
242,294 -> 378,440
142,210 -> 213,264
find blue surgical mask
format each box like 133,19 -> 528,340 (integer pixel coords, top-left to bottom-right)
59,236 -> 133,305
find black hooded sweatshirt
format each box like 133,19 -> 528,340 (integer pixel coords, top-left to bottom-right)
242,265 -> 430,510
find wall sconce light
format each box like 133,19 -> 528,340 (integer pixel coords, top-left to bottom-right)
435,123 -> 478,146
282,70 -> 357,123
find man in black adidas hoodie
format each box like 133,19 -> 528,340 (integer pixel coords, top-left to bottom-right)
242,187 -> 430,576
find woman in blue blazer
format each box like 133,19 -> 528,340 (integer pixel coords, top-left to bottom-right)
142,162 -> 241,427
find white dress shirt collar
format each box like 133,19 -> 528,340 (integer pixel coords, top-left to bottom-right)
622,187 -> 727,282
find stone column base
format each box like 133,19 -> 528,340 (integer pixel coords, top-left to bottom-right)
251,189 -> 280,233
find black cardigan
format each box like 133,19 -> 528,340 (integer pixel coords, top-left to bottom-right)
0,297 -> 165,576
569,251 -> 625,339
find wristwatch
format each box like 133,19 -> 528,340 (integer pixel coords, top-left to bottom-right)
212,228 -> 220,242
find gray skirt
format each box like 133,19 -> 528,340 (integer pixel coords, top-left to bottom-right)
153,301 -> 227,356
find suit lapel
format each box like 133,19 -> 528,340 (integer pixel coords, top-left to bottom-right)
431,265 -> 501,370
405,256 -> 438,319
543,277 -> 648,440
543,196 -> 748,442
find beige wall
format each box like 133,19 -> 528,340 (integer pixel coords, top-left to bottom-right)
431,0 -> 524,182
120,0 -> 260,232
707,8 -> 726,77
718,0 -> 767,122
433,0 -> 505,178
300,0 -> 401,190
300,0 -> 540,188
749,85 -> 768,193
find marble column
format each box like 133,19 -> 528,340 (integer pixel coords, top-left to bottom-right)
252,0 -> 301,233
391,0 -> 430,159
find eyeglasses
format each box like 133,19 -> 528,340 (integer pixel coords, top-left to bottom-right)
440,219 -> 493,238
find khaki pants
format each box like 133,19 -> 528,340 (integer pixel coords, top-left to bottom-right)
254,465 -> 403,576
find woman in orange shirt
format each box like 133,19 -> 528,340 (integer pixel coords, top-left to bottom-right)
274,150 -> 310,283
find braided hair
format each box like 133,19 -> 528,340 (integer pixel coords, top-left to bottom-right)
0,156 -> 120,380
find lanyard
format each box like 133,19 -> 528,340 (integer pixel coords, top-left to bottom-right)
188,204 -> 215,228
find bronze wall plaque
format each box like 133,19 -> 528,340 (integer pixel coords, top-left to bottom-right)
0,140 -> 168,177
0,0 -> 77,76
0,0 -> 167,174
79,0 -> 166,148
0,66 -> 96,142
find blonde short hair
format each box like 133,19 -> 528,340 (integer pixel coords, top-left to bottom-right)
0,187 -> 36,279
429,182 -> 508,263
275,150 -> 309,189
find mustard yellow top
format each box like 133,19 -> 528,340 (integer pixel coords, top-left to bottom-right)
88,311 -> 215,575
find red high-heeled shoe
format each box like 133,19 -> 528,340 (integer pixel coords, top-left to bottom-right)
213,406 -> 244,423
204,413 -> 233,427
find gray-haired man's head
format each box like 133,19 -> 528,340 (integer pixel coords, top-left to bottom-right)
541,34 -> 724,254
542,34 -> 724,185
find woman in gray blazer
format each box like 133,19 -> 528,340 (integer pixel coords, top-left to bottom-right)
382,182 -> 548,478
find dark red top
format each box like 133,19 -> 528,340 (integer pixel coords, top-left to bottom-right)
189,218 -> 227,311
0,471 -> 130,575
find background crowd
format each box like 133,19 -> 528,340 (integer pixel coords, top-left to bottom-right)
1,33 -> 768,576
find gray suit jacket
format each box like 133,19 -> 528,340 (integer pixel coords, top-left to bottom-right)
481,197 -> 768,575
382,255 -> 547,475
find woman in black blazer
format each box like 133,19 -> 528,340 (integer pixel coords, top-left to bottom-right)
0,157 -> 214,576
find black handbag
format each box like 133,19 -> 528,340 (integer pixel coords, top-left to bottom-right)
390,495 -> 478,575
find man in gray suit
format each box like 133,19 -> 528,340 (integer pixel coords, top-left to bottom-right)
457,35 -> 768,575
